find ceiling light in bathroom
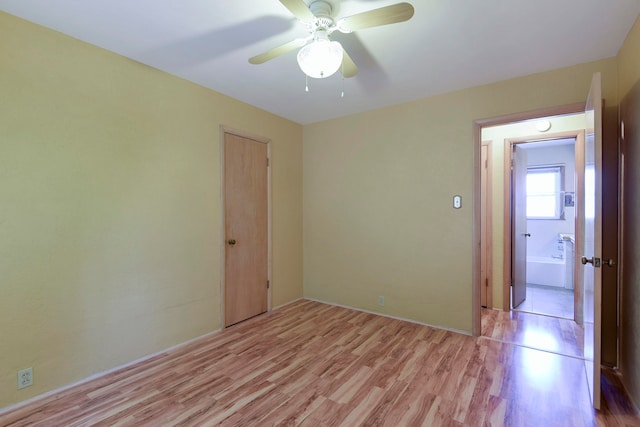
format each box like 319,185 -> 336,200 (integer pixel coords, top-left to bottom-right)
536,120 -> 552,132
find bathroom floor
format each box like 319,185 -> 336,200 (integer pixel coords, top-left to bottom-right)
513,283 -> 574,319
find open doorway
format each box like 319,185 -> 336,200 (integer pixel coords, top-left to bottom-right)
471,105 -> 589,339
500,127 -> 586,325
476,109 -> 585,312
509,137 -> 577,320
473,75 -> 612,409
474,108 -> 588,361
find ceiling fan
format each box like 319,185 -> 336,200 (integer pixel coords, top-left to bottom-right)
249,0 -> 415,79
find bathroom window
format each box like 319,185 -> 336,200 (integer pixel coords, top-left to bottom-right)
526,166 -> 564,219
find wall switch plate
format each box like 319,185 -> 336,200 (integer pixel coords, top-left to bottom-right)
453,195 -> 462,209
378,296 -> 385,307
18,367 -> 33,389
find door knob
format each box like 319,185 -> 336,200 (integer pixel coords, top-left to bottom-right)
604,259 -> 615,267
524,233 -> 531,237
227,239 -> 236,245
581,257 -> 601,267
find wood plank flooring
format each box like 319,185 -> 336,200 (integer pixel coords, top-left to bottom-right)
1,300 -> 639,426
481,307 -> 583,358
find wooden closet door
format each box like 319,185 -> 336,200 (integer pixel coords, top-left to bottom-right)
224,132 -> 268,326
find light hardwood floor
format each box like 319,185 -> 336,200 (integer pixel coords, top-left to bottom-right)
1,300 -> 639,426
481,306 -> 583,358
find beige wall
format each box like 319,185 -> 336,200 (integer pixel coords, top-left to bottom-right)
617,15 -> 640,410
0,12 -> 303,408
304,58 -> 618,333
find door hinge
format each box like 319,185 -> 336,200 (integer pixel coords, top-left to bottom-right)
485,278 -> 489,288
267,280 -> 270,289
484,159 -> 488,169
267,157 -> 270,167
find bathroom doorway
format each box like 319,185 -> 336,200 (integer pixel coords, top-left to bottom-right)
511,137 -> 577,320
477,109 -> 586,324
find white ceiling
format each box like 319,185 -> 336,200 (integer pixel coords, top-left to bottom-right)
2,0 -> 639,125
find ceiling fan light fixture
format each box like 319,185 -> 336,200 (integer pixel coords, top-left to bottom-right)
297,39 -> 343,79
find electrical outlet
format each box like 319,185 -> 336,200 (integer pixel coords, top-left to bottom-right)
378,296 -> 385,307
18,368 -> 33,389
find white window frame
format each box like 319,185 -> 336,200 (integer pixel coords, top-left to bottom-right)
526,165 -> 565,220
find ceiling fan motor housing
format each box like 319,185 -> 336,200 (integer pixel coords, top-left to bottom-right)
309,0 -> 335,29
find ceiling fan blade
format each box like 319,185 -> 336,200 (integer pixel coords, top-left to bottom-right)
249,38 -> 309,64
279,0 -> 316,22
336,2 -> 414,33
340,49 -> 358,78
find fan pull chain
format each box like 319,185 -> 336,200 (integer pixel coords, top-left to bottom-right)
305,75 -> 309,93
341,63 -> 345,98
